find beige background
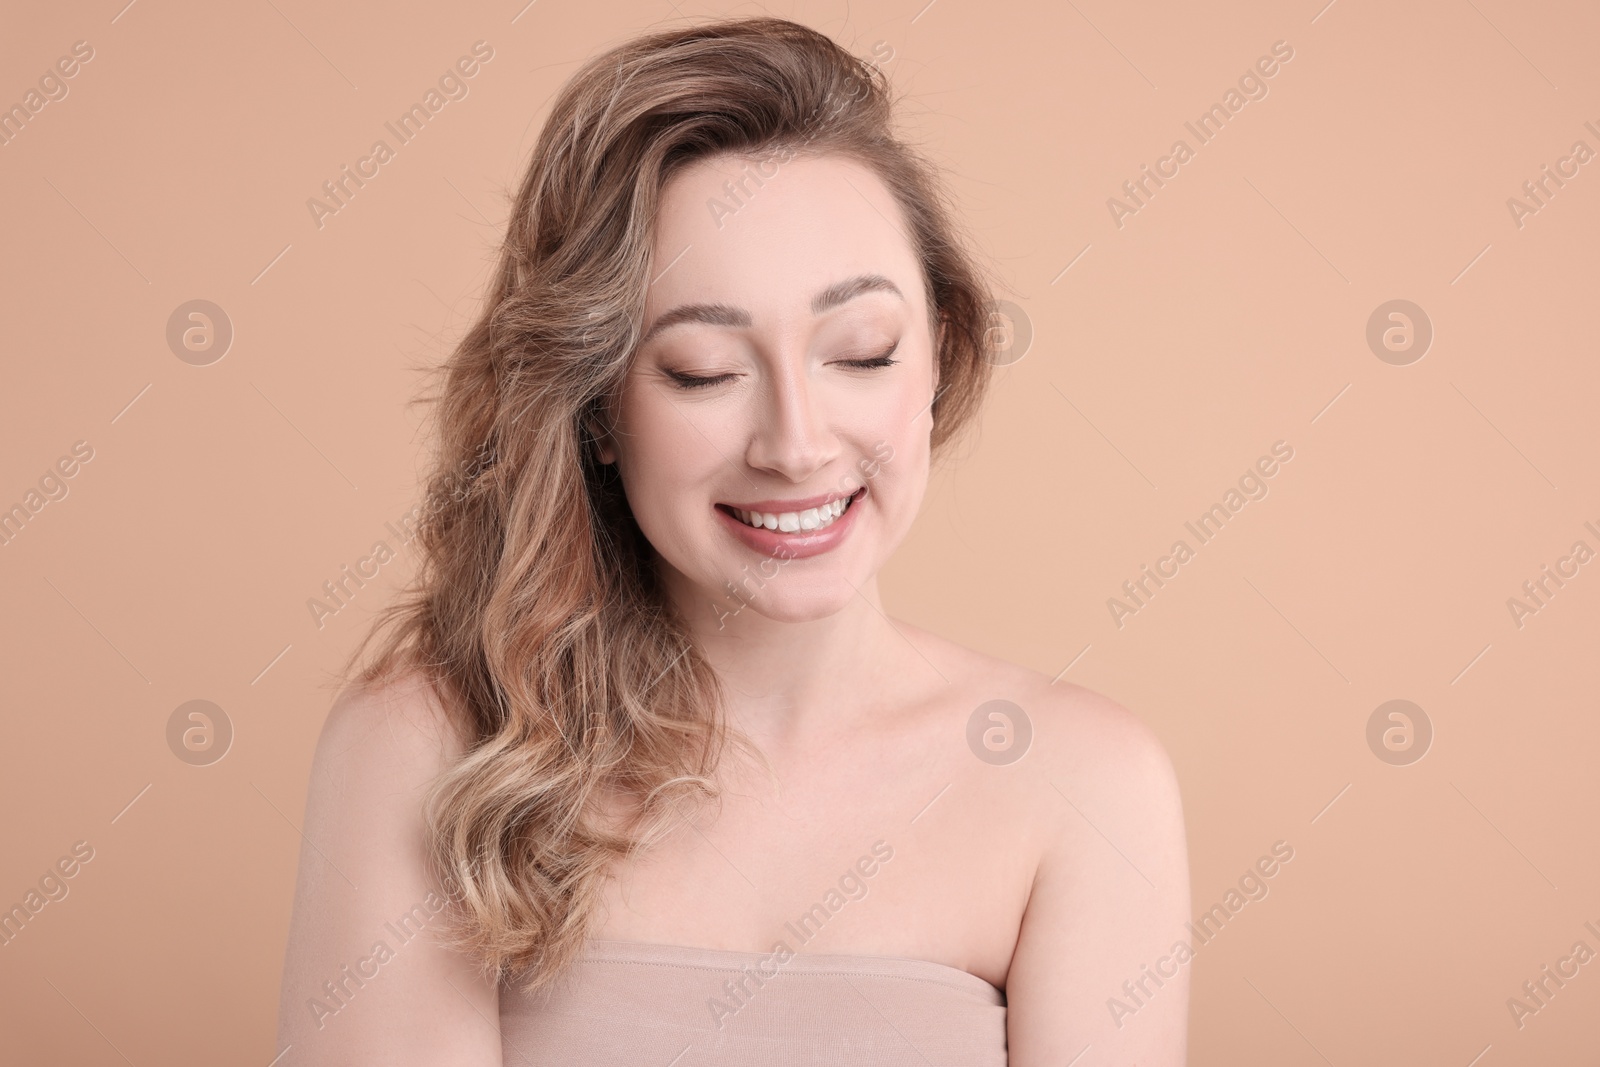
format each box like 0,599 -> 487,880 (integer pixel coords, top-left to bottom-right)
2,0 -> 1597,1063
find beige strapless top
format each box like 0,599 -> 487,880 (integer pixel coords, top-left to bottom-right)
497,938 -> 1008,1065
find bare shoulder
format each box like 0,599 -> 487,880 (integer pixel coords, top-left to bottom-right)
895,628 -> 1191,1062
315,666 -> 470,778
896,620 -> 1179,802
279,667 -> 499,1065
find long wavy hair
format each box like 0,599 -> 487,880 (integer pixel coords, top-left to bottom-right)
342,14 -> 1002,995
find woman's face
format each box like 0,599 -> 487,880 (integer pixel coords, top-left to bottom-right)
599,151 -> 941,627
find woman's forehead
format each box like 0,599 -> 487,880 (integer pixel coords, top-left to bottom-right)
644,153 -> 924,327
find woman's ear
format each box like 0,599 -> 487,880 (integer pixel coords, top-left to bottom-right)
586,414 -> 617,465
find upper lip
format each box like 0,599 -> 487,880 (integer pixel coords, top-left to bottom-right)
719,487 -> 864,513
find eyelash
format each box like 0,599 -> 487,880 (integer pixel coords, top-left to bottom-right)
669,372 -> 734,390
847,350 -> 901,371
669,343 -> 901,391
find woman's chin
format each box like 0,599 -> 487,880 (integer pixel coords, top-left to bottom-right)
703,580 -> 861,628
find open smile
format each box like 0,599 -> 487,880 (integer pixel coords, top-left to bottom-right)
713,488 -> 866,559
717,488 -> 862,533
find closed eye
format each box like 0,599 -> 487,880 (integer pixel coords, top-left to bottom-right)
836,341 -> 901,370
664,368 -> 740,390
665,341 -> 901,390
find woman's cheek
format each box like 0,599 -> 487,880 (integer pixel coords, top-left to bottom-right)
881,439 -> 930,529
632,399 -> 721,481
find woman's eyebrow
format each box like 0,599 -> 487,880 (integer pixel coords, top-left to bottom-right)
638,272 -> 904,349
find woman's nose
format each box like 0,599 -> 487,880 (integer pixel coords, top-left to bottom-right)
744,366 -> 838,482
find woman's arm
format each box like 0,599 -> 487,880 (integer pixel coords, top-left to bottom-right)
1005,686 -> 1191,1066
275,674 -> 503,1067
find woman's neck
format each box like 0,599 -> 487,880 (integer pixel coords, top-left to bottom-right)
662,567 -> 920,753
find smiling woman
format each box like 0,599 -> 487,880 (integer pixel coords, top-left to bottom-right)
275,14 -> 1189,1067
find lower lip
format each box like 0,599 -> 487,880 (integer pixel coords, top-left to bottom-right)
714,491 -> 864,560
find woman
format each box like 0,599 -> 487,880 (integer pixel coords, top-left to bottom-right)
276,15 -> 1188,1066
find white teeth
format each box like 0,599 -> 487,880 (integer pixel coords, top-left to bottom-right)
733,494 -> 856,533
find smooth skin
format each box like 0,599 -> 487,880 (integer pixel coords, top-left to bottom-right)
277,152 -> 1189,1065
